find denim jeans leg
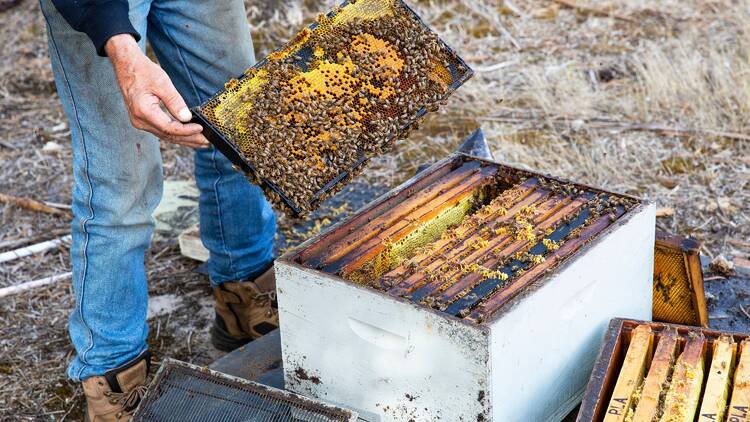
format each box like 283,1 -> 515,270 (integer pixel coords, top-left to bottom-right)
147,0 -> 276,285
40,0 -> 160,381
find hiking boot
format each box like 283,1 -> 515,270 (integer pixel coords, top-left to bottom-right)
82,351 -> 151,422
211,266 -> 278,352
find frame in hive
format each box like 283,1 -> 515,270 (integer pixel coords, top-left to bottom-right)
192,0 -> 473,216
577,318 -> 750,422
288,153 -> 645,324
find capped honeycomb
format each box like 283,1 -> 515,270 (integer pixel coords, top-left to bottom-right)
195,0 -> 472,215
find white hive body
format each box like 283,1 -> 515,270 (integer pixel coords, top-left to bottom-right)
276,149 -> 655,422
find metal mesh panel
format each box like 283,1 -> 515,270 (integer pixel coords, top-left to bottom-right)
133,360 -> 355,422
194,0 -> 472,216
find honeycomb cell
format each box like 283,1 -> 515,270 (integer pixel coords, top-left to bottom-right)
196,0 -> 472,215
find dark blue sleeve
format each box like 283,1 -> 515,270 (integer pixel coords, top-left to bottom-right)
50,0 -> 142,57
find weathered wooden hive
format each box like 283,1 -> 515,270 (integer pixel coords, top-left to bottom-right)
276,139 -> 656,421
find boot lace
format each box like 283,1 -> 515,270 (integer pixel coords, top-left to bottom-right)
104,384 -> 148,416
254,290 -> 278,316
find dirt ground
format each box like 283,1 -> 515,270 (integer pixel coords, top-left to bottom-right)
1,0 -> 749,420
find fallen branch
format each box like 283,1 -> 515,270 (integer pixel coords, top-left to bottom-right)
616,123 -> 750,142
728,239 -> 750,249
735,257 -> 750,271
0,235 -> 72,264
0,272 -> 72,299
473,60 -> 519,73
551,0 -> 635,23
0,228 -> 70,251
480,113 -> 750,142
0,193 -> 70,216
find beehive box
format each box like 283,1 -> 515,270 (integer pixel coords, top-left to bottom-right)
578,318 -> 750,422
276,150 -> 656,421
652,231 -> 708,327
192,0 -> 472,216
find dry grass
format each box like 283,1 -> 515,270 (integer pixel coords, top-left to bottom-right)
0,0 -> 748,420
367,0 -> 750,260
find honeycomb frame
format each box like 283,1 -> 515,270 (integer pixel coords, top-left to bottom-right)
191,0 -> 473,216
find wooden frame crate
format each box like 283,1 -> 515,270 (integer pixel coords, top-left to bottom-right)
578,318 -> 750,422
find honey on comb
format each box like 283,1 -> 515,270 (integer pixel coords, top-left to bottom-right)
197,0 -> 470,215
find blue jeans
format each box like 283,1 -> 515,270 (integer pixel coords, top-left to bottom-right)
40,0 -> 276,381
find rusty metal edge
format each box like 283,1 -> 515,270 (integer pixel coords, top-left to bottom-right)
655,229 -> 702,253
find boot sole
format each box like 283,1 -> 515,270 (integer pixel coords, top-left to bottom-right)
210,321 -> 253,352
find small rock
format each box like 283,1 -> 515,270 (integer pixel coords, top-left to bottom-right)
51,122 -> 68,132
42,141 -> 63,154
570,119 -> 585,132
704,291 -> 717,305
710,255 -> 734,277
717,197 -> 737,214
531,4 -> 559,20
655,207 -> 674,218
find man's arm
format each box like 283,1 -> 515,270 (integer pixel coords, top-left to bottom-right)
51,0 -> 140,57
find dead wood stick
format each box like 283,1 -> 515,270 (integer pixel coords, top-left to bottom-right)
480,115 -> 750,142
551,0 -> 635,23
0,228 -> 70,250
0,193 -> 70,216
728,239 -> 750,249
0,235 -> 72,264
0,272 -> 72,299
616,123 -> 750,142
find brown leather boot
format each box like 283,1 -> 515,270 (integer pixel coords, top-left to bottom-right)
211,266 -> 279,352
81,351 -> 151,422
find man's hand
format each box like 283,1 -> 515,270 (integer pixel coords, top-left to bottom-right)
105,34 -> 209,148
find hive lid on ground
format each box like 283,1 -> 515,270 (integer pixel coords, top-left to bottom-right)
132,359 -> 358,422
283,149 -> 645,324
192,0 -> 473,216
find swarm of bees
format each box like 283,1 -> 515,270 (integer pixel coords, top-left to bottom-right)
203,0 -> 468,214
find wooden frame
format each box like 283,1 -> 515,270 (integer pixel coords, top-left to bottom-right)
653,230 -> 708,327
577,318 -> 749,422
